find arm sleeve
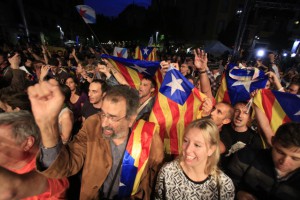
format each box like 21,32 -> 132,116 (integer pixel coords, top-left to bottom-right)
106,75 -> 120,86
226,149 -> 254,192
39,140 -> 63,168
36,120 -> 88,178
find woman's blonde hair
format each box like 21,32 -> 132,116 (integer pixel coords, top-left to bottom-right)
183,118 -> 220,177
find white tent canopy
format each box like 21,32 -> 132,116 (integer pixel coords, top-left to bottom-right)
204,40 -> 232,56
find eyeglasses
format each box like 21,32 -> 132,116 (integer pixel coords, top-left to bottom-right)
99,111 -> 126,122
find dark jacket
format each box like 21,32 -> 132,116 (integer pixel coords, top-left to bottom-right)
227,147 -> 300,200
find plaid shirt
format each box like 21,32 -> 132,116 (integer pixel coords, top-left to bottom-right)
207,69 -> 220,97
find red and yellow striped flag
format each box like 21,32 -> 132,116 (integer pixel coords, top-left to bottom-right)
135,46 -> 158,61
149,67 -> 206,156
215,73 -> 231,103
101,54 -> 162,90
253,89 -> 300,133
119,120 -> 159,197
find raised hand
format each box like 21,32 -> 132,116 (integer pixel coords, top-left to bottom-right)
28,79 -> 64,147
265,71 -> 283,90
71,48 -> 76,57
39,65 -> 50,81
97,63 -> 111,75
194,49 -> 208,71
202,98 -> 213,117
250,89 -> 259,98
160,61 -> 170,77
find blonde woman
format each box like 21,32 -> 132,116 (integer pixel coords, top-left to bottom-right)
155,118 -> 235,200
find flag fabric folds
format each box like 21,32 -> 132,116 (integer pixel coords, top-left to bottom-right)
75,5 -> 96,24
113,47 -> 128,58
101,54 -> 162,90
135,46 -> 158,61
216,63 -> 268,105
149,67 -> 206,155
253,89 -> 300,133
119,120 -> 158,197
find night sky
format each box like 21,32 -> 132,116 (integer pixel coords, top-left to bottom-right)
84,0 -> 151,17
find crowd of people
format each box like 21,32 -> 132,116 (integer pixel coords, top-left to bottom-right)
0,42 -> 300,200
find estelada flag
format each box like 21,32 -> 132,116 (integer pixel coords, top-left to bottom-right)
119,120 -> 159,197
216,63 -> 268,105
101,54 -> 162,91
75,5 -> 96,24
149,66 -> 206,155
253,89 -> 300,133
135,46 -> 158,61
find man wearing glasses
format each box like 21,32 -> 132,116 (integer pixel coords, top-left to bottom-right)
28,80 -> 164,200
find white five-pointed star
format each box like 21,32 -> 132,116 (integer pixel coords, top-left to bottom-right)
131,64 -> 150,74
143,47 -> 149,55
231,79 -> 258,93
166,74 -> 185,95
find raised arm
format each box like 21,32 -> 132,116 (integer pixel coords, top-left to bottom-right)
28,79 -> 64,148
193,49 -> 213,99
71,48 -> 80,64
41,45 -> 49,64
39,65 -> 50,82
59,109 -> 74,144
27,47 -> 43,62
266,71 -> 284,91
253,104 -> 274,146
104,59 -> 129,85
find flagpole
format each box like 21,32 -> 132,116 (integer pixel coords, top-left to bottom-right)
76,10 -> 109,55
83,22 -> 109,55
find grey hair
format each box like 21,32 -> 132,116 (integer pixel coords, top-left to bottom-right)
0,111 -> 40,145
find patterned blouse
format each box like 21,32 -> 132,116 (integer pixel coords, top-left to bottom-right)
155,159 -> 235,200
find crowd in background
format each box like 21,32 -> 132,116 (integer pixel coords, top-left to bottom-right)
0,41 -> 300,200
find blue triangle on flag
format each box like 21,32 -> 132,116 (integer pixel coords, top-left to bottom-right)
160,67 -> 194,105
272,90 -> 300,122
140,46 -> 154,60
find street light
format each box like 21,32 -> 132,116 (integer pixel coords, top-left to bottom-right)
91,35 -> 94,45
236,9 -> 243,14
155,31 -> 159,46
256,49 -> 265,58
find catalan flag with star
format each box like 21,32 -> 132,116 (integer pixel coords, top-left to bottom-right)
216,63 -> 268,105
149,66 -> 206,156
118,120 -> 159,197
101,54 -> 162,90
253,89 -> 300,133
135,46 -> 158,61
